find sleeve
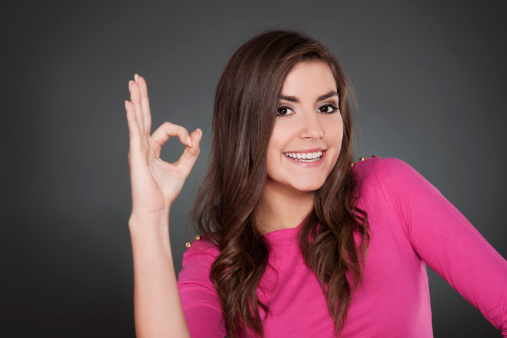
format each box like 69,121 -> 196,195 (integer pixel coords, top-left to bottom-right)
376,158 -> 507,336
177,239 -> 227,338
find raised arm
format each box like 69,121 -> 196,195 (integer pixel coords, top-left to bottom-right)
125,74 -> 202,337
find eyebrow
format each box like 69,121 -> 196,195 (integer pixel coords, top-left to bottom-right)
279,91 -> 338,103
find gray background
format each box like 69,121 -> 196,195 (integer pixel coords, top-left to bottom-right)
3,0 -> 506,337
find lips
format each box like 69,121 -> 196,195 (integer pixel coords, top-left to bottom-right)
283,150 -> 325,162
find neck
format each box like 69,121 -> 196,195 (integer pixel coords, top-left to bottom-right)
255,179 -> 315,234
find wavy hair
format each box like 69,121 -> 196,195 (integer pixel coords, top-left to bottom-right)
190,30 -> 369,337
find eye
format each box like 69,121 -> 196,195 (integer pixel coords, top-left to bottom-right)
277,106 -> 293,117
318,104 -> 339,114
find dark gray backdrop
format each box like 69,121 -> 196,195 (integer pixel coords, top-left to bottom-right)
3,1 -> 506,337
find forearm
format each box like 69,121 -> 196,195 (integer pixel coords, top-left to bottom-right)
129,211 -> 190,338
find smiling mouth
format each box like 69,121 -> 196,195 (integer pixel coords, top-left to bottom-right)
283,151 -> 324,162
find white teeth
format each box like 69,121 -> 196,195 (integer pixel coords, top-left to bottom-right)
284,151 -> 323,162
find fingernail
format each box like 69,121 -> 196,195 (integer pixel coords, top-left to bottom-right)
187,136 -> 193,147
129,80 -> 133,91
197,128 -> 202,137
134,74 -> 139,81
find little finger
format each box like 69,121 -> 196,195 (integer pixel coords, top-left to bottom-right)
134,74 -> 152,136
129,80 -> 145,137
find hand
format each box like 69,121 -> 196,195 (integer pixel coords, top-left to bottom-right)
125,74 -> 202,217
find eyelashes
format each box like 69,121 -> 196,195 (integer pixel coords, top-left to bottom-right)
276,104 -> 339,117
318,104 -> 339,114
277,106 -> 293,117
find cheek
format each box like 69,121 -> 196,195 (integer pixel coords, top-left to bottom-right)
265,128 -> 283,175
324,117 -> 344,165
266,123 -> 292,157
324,116 -> 344,144
265,149 -> 278,175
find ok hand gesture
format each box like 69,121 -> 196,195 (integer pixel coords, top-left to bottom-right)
125,75 -> 202,218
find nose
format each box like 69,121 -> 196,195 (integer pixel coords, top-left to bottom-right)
298,111 -> 324,140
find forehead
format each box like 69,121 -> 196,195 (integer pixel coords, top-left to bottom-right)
281,61 -> 337,95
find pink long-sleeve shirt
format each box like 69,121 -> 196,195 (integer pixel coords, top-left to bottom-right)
177,158 -> 507,337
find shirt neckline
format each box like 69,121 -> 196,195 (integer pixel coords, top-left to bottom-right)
262,221 -> 303,240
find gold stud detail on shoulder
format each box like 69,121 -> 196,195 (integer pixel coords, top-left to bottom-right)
185,242 -> 191,248
359,157 -> 366,161
195,235 -> 201,240
371,155 -> 378,158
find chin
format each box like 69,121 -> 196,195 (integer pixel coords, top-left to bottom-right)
292,179 -> 326,192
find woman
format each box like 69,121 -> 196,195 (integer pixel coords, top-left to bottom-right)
126,30 -> 507,337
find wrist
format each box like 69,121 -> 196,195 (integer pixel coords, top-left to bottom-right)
129,209 -> 170,234
128,210 -> 173,261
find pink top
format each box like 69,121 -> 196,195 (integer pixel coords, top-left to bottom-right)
177,158 -> 507,337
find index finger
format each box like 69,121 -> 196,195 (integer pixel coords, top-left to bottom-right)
151,122 -> 193,150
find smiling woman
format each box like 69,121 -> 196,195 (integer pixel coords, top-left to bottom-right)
125,30 -> 507,337
185,32 -> 370,337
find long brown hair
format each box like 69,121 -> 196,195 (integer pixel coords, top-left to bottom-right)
190,30 -> 369,337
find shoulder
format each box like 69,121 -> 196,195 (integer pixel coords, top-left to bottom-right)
178,235 -> 221,285
352,156 -> 417,184
351,156 -> 443,211
182,235 -> 221,268
183,235 -> 221,262
351,156 -> 434,200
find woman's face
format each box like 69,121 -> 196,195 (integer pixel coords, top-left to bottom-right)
265,61 -> 344,193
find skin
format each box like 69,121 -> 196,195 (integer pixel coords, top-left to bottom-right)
125,61 -> 342,335
255,61 -> 344,233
